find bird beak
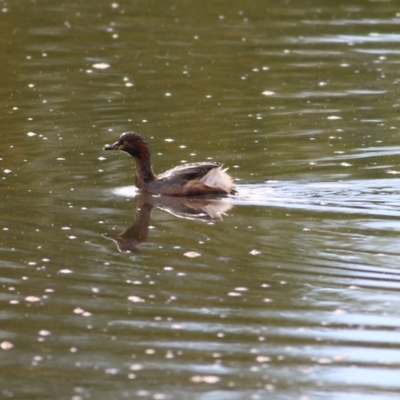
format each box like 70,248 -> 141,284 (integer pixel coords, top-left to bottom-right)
104,141 -> 121,151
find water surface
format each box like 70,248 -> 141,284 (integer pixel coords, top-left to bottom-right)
2,1 -> 400,399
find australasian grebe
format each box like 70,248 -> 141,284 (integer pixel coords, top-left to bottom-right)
104,132 -> 236,197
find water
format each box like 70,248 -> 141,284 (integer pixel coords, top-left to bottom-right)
2,0 -> 400,399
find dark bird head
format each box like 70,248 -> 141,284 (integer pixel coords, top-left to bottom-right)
104,132 -> 149,159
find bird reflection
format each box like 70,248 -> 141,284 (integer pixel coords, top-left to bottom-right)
104,193 -> 233,253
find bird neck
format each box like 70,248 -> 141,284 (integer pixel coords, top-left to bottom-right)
132,154 -> 157,188
135,158 -> 157,189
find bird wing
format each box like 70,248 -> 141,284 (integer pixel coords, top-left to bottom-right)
157,162 -> 221,182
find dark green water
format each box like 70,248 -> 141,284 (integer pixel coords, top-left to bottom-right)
2,1 -> 400,399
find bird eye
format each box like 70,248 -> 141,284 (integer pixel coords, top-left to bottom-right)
123,141 -> 128,146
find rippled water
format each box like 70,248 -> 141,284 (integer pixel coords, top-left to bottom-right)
2,1 -> 400,399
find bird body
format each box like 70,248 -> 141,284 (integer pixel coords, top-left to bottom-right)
104,132 -> 236,197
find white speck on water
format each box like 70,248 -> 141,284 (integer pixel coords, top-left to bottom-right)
228,292 -> 241,297
0,341 -> 14,350
165,138 -> 174,142
184,251 -> 201,258
98,157 -> 106,161
59,269 -> 73,274
171,324 -> 182,329
191,375 -> 220,384
61,227 -> 71,230
86,69 -> 93,73
4,169 -> 12,174
128,295 -> 145,303
262,66 -> 269,70
38,330 -> 51,336
68,236 -> 77,240
165,93 -> 172,97
57,158 -> 65,161
130,364 -> 143,371
105,368 -> 119,375
250,249 -> 261,255
125,82 -> 133,87
92,63 -> 110,69
327,116 -> 341,120
27,132 -> 36,137
262,91 -> 275,96
261,283 -> 270,288
25,296 -> 41,302
340,162 -> 352,167
256,355 -> 271,363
